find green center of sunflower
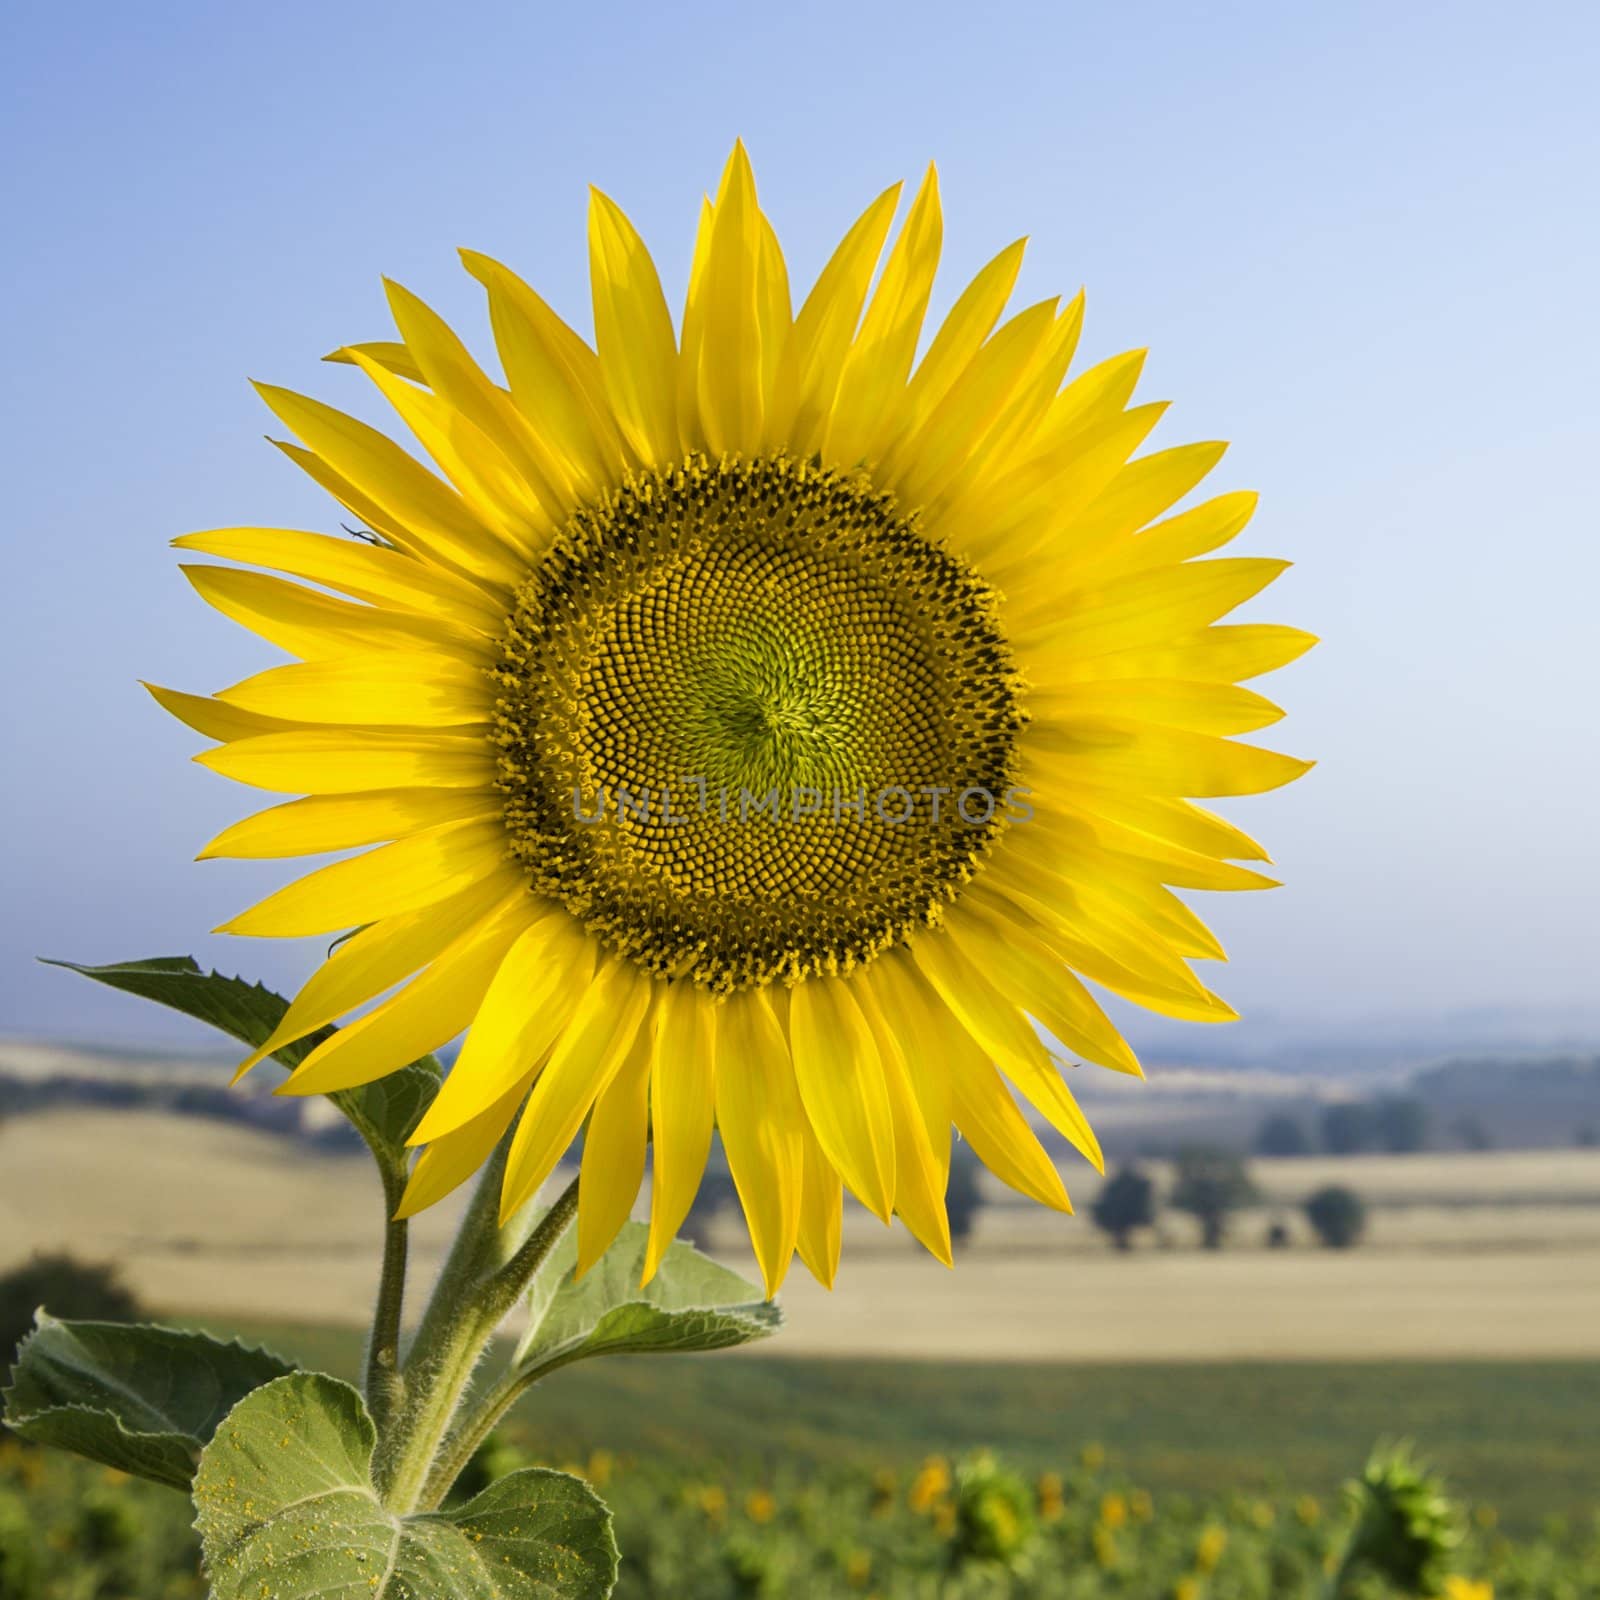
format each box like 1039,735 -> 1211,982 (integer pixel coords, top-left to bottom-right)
493,453 -> 1025,992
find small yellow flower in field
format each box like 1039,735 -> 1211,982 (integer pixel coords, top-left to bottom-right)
586,1449 -> 614,1487
1443,1579 -> 1493,1600
1173,1579 -> 1202,1600
845,1549 -> 873,1587
909,1456 -> 952,1512
1473,1504 -> 1498,1530
1099,1490 -> 1129,1529
1249,1498 -> 1275,1529
1195,1524 -> 1228,1572
744,1489 -> 776,1524
559,1459 -> 584,1479
1130,1487 -> 1154,1522
1295,1494 -> 1321,1526
1036,1471 -> 1064,1521
696,1484 -> 728,1523
1081,1442 -> 1107,1472
1092,1525 -> 1119,1569
100,1466 -> 129,1486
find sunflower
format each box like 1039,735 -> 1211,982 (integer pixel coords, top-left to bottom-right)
151,144 -> 1312,1295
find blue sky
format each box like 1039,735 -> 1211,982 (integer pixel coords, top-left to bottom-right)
3,0 -> 1597,1050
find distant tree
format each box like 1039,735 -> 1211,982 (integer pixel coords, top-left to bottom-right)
1319,1101 -> 1377,1155
1374,1096 -> 1428,1153
1,1254 -> 141,1385
1264,1219 -> 1292,1249
946,1143 -> 985,1244
683,1167 -> 738,1237
1304,1185 -> 1367,1248
1453,1114 -> 1494,1151
1575,1123 -> 1598,1149
1255,1112 -> 1312,1157
1169,1147 -> 1257,1249
1091,1165 -> 1156,1251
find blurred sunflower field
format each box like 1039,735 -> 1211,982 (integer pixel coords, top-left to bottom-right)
4,1429 -> 1596,1599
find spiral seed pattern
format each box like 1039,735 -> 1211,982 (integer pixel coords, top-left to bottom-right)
493,453 -> 1024,991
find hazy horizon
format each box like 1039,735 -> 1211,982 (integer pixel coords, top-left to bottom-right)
4,1 -> 1598,1049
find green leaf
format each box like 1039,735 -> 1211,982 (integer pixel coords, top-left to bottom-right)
1,1313 -> 295,1490
44,955 -> 439,1184
194,1373 -> 618,1599
514,1222 -> 780,1377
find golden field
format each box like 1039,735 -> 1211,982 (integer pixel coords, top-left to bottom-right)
6,1108 -> 1599,1361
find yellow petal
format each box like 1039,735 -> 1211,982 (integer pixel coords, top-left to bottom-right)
826,163 -> 942,468
793,1120 -> 843,1289
383,278 -> 578,514
576,1019 -> 655,1276
340,347 -> 549,558
253,384 -> 523,590
972,870 -> 1214,1024
499,957 -> 653,1220
1057,622 -> 1319,685
859,953 -> 954,1169
754,211 -> 792,409
849,973 -> 952,1267
215,654 -> 490,728
675,195 -> 716,456
1071,791 -> 1271,862
891,237 -> 1025,446
409,909 -> 596,1143
643,980 -> 718,1282
235,873 -> 526,1076
395,1067 -> 535,1218
714,988 -> 804,1297
281,895 -> 533,1095
765,182 -> 901,455
588,188 -> 679,465
1029,679 -> 1285,737
695,142 -> 765,457
1019,558 -> 1292,664
912,922 -> 1107,1168
1057,440 -> 1230,555
787,978 -> 896,1222
1035,348 -> 1148,452
145,682 -> 313,744
172,527 -> 503,634
181,565 -> 486,661
1056,489 -> 1259,588
217,817 -> 508,937
880,299 -> 1060,508
948,1048 -> 1072,1212
195,728 -> 495,794
199,788 -> 499,860
1027,722 -> 1313,798
459,250 -> 627,495
973,400 -> 1169,566
323,340 -> 426,383
938,290 -> 1086,501
954,893 -> 1150,1082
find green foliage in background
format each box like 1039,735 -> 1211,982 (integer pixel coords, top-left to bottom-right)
4,959 -> 782,1599
4,1430 -> 1597,1599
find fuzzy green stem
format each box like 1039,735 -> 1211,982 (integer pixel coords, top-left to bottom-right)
363,1204 -> 409,1434
419,1365 -> 534,1511
371,1159 -> 580,1514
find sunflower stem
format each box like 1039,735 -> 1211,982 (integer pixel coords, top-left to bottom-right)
370,1153 -> 580,1515
363,1201 -> 409,1434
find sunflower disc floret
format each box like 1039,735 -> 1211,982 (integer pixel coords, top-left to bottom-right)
493,452 -> 1025,992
